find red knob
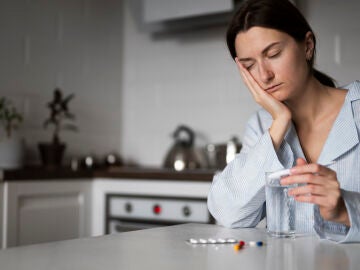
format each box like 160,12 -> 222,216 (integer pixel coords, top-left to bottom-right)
153,204 -> 161,215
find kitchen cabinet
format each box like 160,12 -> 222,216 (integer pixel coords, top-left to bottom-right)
0,167 -> 215,248
2,180 -> 92,248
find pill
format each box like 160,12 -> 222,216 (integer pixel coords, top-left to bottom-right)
189,238 -> 198,244
207,238 -> 217,244
199,238 -> 208,244
226,238 -> 237,243
249,241 -> 257,246
233,244 -> 242,251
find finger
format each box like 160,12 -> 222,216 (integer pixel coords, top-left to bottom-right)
288,184 -> 328,197
235,58 -> 257,92
281,173 -> 320,185
293,194 -> 330,207
235,58 -> 253,91
235,57 -> 249,74
296,158 -> 307,166
235,57 -> 242,70
235,57 -> 263,96
235,57 -> 247,76
294,194 -> 326,206
290,163 -> 333,176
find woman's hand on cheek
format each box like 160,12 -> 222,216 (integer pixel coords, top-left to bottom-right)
281,158 -> 350,226
235,57 -> 291,149
235,57 -> 291,121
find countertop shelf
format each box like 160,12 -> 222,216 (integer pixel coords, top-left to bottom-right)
0,166 -> 217,182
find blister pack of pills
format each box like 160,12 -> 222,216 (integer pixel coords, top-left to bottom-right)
187,238 -> 238,244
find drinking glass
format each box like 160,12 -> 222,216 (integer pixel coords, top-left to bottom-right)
265,170 -> 296,238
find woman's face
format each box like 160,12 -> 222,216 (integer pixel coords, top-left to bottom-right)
235,27 -> 312,101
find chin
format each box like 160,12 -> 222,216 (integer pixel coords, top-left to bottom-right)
270,92 -> 287,102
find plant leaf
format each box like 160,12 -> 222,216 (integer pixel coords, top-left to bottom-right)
62,123 -> 78,132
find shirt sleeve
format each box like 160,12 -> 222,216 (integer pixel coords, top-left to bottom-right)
314,189 -> 360,243
207,111 -> 294,228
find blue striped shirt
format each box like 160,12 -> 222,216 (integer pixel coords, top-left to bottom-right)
207,81 -> 360,243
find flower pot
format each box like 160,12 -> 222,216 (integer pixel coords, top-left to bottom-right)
38,143 -> 66,167
0,136 -> 25,169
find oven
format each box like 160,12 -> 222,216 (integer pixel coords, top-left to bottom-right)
105,193 -> 214,233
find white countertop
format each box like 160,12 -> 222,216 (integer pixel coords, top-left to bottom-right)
0,223 -> 359,270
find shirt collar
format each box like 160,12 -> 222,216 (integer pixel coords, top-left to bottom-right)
342,80 -> 360,102
318,81 -> 360,165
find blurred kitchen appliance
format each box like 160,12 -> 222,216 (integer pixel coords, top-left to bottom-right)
206,137 -> 242,170
104,153 -> 123,167
106,194 -> 214,233
226,137 -> 242,164
81,155 -> 96,169
163,125 -> 206,171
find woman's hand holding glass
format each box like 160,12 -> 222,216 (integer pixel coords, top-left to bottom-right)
281,158 -> 350,226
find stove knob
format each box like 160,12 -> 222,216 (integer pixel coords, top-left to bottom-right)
153,204 -> 162,215
125,202 -> 133,213
182,206 -> 191,217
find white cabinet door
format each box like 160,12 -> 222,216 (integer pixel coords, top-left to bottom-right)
4,180 -> 92,248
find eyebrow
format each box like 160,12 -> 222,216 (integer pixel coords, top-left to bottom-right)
238,42 -> 281,62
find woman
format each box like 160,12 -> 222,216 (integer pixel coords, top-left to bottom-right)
207,0 -> 360,242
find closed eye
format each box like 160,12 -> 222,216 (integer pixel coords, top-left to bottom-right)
245,64 -> 254,70
241,61 -> 255,70
239,60 -> 255,71
268,51 -> 281,58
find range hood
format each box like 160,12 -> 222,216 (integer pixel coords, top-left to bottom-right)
139,0 -> 239,32
143,0 -> 234,23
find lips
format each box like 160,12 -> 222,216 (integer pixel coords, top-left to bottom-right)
265,83 -> 283,93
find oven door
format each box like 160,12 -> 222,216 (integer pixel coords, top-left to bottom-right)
105,194 -> 214,234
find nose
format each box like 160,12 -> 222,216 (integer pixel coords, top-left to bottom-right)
257,61 -> 274,84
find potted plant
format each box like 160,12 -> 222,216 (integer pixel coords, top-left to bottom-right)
0,97 -> 25,169
38,88 -> 77,167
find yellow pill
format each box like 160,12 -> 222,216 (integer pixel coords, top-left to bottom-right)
233,244 -> 242,251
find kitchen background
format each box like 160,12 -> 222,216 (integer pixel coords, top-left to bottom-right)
1,0 -> 360,167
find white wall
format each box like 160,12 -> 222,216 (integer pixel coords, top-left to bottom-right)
1,0 -> 360,167
305,0 -> 360,83
0,0 -> 124,164
120,0 -> 360,166
120,1 -> 255,166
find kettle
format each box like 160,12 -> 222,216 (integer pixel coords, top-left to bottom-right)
163,125 -> 204,171
205,136 -> 242,170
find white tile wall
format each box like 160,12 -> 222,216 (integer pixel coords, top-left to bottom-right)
1,0 -> 359,167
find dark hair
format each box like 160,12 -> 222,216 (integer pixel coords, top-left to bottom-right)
226,0 -> 335,87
